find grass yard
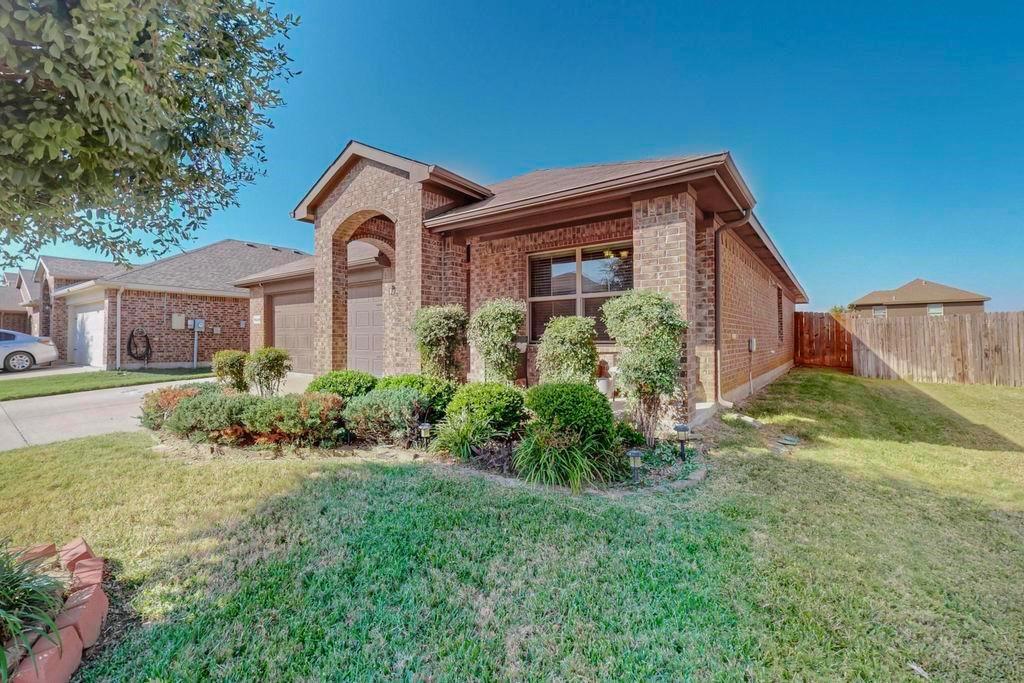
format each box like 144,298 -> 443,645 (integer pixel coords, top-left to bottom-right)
0,369 -> 1022,680
0,368 -> 213,401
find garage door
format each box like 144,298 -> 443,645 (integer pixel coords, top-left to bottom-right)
272,291 -> 314,373
71,303 -> 106,367
348,289 -> 384,376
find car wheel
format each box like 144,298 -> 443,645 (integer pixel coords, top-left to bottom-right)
4,351 -> 34,372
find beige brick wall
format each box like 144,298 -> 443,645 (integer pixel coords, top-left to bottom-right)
719,230 -> 795,396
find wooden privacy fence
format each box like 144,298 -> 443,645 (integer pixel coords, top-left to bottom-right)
848,312 -> 1024,386
795,312 -> 853,369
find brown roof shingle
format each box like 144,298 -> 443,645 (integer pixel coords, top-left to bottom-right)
851,279 -> 990,307
37,256 -> 131,281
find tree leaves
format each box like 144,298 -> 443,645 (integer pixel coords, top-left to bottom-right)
0,0 -> 299,267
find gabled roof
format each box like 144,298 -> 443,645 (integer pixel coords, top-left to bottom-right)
292,140 -> 493,222
0,279 -> 24,312
3,272 -> 18,286
35,255 -> 131,282
56,240 -> 310,299
851,279 -> 990,307
16,269 -> 40,304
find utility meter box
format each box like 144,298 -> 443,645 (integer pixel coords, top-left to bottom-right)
171,313 -> 185,330
193,319 -> 206,332
748,337 -> 757,353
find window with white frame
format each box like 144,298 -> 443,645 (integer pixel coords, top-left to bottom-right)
873,305 -> 887,318
927,303 -> 943,316
528,242 -> 633,342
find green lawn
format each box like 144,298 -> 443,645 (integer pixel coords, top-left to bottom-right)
0,369 -> 1021,680
0,368 -> 213,401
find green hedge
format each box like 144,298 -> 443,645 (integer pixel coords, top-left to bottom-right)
525,382 -> 614,445
341,387 -> 424,445
446,382 -> 526,434
376,374 -> 455,422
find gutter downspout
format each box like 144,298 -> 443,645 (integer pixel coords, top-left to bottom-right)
714,210 -> 752,408
115,287 -> 124,370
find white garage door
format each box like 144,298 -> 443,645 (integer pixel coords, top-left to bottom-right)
71,303 -> 106,367
348,295 -> 384,376
272,291 -> 314,373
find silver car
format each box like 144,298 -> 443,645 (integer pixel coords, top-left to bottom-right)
0,329 -> 59,372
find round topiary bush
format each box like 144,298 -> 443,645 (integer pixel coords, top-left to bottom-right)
411,304 -> 468,380
307,369 -> 377,399
445,382 -> 526,435
375,374 -> 456,422
468,298 -> 525,383
536,316 -> 598,384
524,382 -> 614,445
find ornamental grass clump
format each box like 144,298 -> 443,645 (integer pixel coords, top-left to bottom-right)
411,305 -> 468,381
536,316 -> 598,384
601,291 -> 687,446
468,299 -> 525,383
1,541 -> 65,679
429,410 -> 499,461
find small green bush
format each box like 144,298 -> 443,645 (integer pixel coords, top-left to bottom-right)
513,423 -> 619,493
446,382 -> 526,435
307,369 -> 377,399
536,316 -> 598,384
242,393 -> 345,446
164,391 -> 261,443
602,291 -> 687,445
0,540 -> 65,677
468,298 -> 525,383
614,419 -> 646,448
429,409 -> 498,460
140,382 -> 219,430
525,382 -> 614,446
212,349 -> 248,391
376,374 -> 456,422
342,387 -> 425,445
244,347 -> 292,397
412,304 -> 468,380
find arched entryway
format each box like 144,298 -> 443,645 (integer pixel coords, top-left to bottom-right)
319,209 -> 397,375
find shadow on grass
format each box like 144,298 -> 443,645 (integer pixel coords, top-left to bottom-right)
740,368 -> 1023,452
76,460 -> 757,681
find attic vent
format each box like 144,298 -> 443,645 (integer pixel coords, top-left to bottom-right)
292,250 -> 302,255
271,247 -> 281,251
245,243 -> 256,248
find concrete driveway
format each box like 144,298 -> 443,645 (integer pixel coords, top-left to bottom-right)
0,378 -> 212,452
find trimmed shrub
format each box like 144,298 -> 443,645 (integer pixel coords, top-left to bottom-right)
164,391 -> 261,443
140,382 -> 219,430
536,316 -> 598,384
614,419 -> 646,448
513,423 -> 619,493
212,349 -> 248,391
524,382 -> 614,446
307,369 -> 377,399
0,540 -> 65,677
342,387 -> 425,445
412,304 -> 468,380
376,374 -> 456,422
446,382 -> 526,435
429,409 -> 498,460
602,291 -> 687,445
244,347 -> 291,397
468,298 -> 525,383
241,392 -> 345,446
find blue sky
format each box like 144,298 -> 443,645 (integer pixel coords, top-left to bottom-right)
38,1 -> 1024,310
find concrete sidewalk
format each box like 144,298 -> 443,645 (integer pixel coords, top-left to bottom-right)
0,363 -> 100,381
0,378 -> 212,452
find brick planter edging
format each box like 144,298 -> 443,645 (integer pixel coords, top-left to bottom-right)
8,538 -> 109,683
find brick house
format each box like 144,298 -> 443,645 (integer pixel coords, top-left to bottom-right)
46,241 -> 308,368
0,272 -> 30,333
274,141 -> 806,419
849,279 -> 989,318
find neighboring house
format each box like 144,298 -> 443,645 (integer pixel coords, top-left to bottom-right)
235,241 -> 385,374
264,140 -> 806,418
850,279 -> 990,318
48,241 -> 308,368
0,272 -> 30,333
13,269 -> 41,335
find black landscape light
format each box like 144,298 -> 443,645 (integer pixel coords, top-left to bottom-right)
674,423 -> 690,461
628,448 -> 644,482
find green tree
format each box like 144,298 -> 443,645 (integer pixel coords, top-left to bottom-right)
0,0 -> 298,267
